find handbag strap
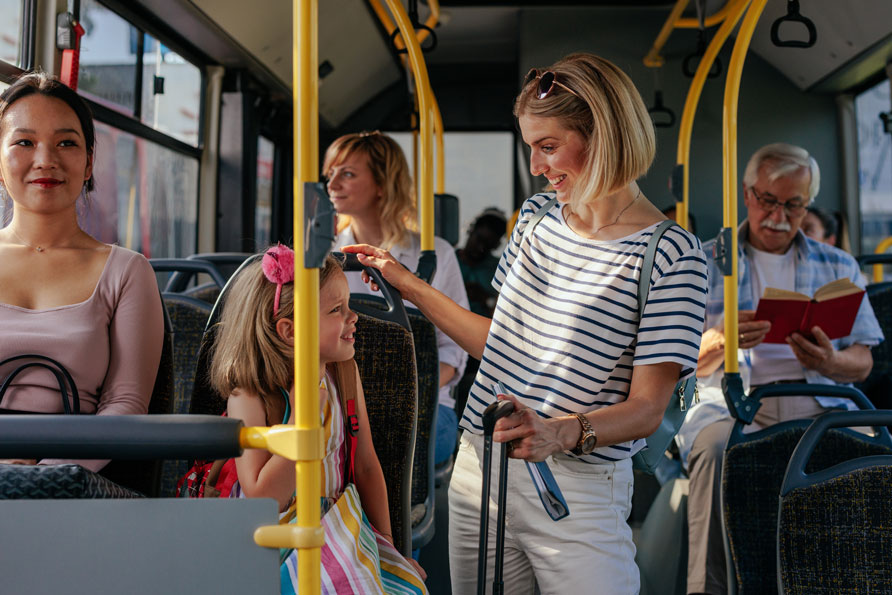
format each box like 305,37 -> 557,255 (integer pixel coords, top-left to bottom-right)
0,354 -> 80,414
520,196 -> 559,248
329,360 -> 359,485
638,220 -> 679,318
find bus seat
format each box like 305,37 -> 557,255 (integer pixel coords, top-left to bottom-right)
721,386 -> 891,594
157,292 -> 213,496
352,310 -> 418,557
180,253 -> 253,304
777,410 -> 892,594
435,193 -> 460,247
635,477 -> 688,595
347,294 -> 440,551
856,282 -> 892,408
183,281 -> 222,304
98,296 -> 174,497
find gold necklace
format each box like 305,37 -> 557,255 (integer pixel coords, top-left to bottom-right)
572,188 -> 642,236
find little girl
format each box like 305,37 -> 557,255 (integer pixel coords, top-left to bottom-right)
209,245 -> 427,594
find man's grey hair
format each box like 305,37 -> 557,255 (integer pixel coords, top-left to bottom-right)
743,142 -> 820,201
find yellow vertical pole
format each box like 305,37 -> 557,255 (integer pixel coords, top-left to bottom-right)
873,237 -> 892,283
384,0 -> 435,251
294,0 -> 322,591
722,0 -> 767,373
676,0 -> 750,230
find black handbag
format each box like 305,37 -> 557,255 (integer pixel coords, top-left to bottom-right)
0,354 -> 142,498
0,354 -> 80,414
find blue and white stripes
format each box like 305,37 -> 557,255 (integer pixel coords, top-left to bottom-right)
460,193 -> 708,463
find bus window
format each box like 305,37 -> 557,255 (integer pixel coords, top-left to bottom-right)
85,121 -> 199,257
78,0 -> 202,147
256,136 -> 275,248
855,78 -> 892,257
388,131 -> 514,248
0,0 -> 24,68
139,33 -> 202,147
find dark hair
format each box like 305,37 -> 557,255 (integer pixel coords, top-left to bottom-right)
661,204 -> 697,236
806,206 -> 837,240
471,208 -> 508,237
0,71 -> 96,191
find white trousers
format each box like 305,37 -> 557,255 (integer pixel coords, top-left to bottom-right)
448,433 -> 639,595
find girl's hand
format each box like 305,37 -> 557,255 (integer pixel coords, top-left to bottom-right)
492,394 -> 568,462
408,558 -> 427,581
340,244 -> 423,298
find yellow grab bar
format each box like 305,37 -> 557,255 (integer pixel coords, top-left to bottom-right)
677,0 -> 738,28
874,236 -> 892,283
722,0 -> 768,373
675,0 -> 750,230
383,0 -> 435,251
644,0 -> 691,68
251,2 -> 324,594
368,0 -> 446,197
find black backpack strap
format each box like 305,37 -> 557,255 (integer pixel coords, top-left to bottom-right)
638,220 -> 679,318
520,196 -> 559,247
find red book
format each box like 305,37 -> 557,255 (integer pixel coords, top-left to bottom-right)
753,278 -> 865,344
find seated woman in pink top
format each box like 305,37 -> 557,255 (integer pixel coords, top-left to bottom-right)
0,72 -> 164,471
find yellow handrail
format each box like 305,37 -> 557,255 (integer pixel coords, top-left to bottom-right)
722,0 -> 768,373
383,0 -> 435,251
644,0 -> 691,68
676,0 -> 737,28
675,0 -> 750,230
368,0 -> 446,196
251,2 -> 324,595
874,236 -> 892,283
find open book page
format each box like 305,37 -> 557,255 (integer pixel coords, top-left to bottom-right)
813,278 -> 863,301
762,287 -> 810,301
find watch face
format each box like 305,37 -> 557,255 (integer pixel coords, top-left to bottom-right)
581,434 -> 597,454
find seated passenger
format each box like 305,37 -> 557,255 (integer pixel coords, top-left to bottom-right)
209,248 -> 426,593
325,131 -> 469,467
0,72 -> 163,471
802,205 -> 838,246
680,143 -> 883,595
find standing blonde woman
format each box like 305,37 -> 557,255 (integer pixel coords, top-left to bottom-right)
325,131 -> 469,468
344,53 -> 709,593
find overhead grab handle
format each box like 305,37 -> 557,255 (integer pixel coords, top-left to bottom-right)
390,0 -> 438,54
683,30 -> 722,78
648,90 -> 676,128
770,0 -> 817,49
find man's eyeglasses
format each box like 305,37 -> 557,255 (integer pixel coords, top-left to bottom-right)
748,186 -> 807,217
524,68 -> 580,100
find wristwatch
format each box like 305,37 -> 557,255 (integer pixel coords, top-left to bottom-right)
571,413 -> 597,455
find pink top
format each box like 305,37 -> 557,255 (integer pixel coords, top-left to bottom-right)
0,244 -> 164,470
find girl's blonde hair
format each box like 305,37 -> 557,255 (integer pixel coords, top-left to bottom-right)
514,53 -> 655,212
210,253 -> 342,424
323,131 -> 417,249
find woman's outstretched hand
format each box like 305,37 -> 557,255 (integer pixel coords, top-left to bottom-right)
340,244 -> 423,299
492,393 -> 571,462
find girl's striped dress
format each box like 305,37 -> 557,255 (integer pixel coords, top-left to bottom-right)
276,373 -> 427,594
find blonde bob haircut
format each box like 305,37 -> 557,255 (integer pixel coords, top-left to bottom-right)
323,131 -> 417,249
210,253 -> 342,425
514,53 -> 655,212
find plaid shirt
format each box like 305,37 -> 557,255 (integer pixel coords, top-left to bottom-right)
700,222 -> 883,408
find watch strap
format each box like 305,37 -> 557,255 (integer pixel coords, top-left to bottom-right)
571,412 -> 596,455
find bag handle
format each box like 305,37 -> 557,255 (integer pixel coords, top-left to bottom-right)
330,360 -> 359,484
638,220 -> 679,317
0,354 -> 80,414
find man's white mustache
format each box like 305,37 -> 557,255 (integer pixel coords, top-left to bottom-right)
761,219 -> 792,232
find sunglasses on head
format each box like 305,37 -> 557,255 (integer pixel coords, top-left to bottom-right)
524,68 -> 580,100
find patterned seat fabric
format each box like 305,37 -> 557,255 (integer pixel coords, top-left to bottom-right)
723,427 -> 892,593
779,465 -> 892,594
158,294 -> 212,496
352,312 -> 418,557
99,301 -> 174,497
0,464 -> 142,499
